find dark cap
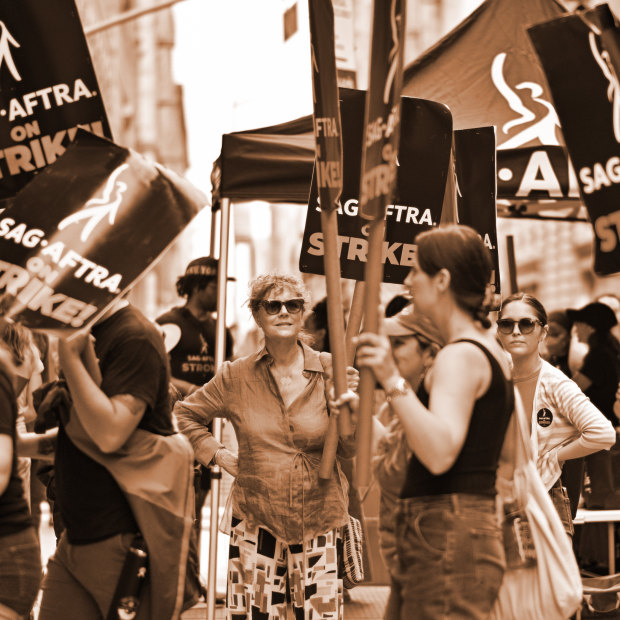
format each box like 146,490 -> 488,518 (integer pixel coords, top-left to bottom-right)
547,309 -> 571,332
384,304 -> 445,346
183,257 -> 235,280
567,302 -> 617,332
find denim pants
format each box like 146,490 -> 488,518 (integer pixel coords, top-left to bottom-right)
550,479 -> 574,537
0,526 -> 41,618
393,493 -> 505,620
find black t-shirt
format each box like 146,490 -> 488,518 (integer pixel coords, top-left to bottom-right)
55,305 -> 175,544
0,369 -> 31,537
582,342 -> 620,423
156,306 -> 233,387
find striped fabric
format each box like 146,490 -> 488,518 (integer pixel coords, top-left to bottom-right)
341,514 -> 364,589
533,360 -> 616,490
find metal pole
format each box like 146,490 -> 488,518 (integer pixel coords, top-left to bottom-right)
210,208 -> 219,258
84,0 -> 188,36
207,197 -> 231,620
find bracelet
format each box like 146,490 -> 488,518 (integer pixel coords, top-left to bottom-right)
384,377 -> 411,403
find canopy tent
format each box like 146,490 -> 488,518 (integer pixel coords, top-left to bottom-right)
212,0 -> 587,220
214,115 -> 314,204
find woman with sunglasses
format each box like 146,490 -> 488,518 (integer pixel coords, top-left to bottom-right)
353,225 -> 514,619
497,293 -> 615,531
174,273 -> 354,620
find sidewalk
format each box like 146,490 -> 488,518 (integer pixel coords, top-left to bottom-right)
181,586 -> 390,619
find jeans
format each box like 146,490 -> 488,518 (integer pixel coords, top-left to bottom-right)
0,526 -> 42,618
550,480 -> 574,537
394,493 -> 505,620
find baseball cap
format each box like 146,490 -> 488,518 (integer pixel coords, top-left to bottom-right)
183,257 -> 235,280
567,302 -> 617,332
384,304 -> 445,347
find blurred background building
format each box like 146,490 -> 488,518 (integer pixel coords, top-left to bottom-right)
74,0 -> 620,347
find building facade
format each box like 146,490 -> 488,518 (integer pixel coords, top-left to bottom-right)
74,0 -> 195,319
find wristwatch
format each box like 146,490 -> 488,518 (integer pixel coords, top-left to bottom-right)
384,377 -> 411,403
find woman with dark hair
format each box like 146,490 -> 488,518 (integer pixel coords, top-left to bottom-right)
543,309 -> 573,377
352,225 -> 514,619
497,293 -> 615,528
566,301 -> 620,509
0,339 -> 42,620
175,273 -> 356,620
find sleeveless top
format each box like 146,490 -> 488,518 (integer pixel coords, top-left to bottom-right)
401,339 -> 514,498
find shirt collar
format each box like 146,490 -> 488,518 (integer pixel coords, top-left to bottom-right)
254,341 -> 324,373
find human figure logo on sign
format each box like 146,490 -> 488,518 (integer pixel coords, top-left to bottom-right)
0,21 -> 21,82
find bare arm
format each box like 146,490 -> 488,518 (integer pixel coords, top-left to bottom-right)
170,376 -> 200,398
58,333 -> 146,454
17,427 -> 57,460
356,334 -> 490,475
0,434 -> 11,495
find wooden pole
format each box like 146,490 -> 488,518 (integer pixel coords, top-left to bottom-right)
354,217 -> 386,489
345,280 -> 365,366
506,234 -> 518,294
318,207 -> 354,479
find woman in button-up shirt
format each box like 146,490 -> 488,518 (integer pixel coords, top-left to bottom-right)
174,273 -> 353,620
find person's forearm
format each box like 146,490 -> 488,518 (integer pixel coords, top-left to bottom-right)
557,439 -> 612,463
17,428 -> 57,460
61,351 -> 118,441
174,396 -> 221,465
171,377 -> 199,397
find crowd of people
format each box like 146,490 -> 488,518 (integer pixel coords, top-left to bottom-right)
2,223 -> 620,619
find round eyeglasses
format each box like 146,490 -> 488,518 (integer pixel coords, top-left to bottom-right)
496,318 -> 542,335
260,299 -> 305,315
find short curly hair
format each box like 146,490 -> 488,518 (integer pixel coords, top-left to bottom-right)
175,274 -> 216,298
247,273 -> 311,320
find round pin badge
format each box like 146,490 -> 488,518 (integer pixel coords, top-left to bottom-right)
537,408 -> 553,427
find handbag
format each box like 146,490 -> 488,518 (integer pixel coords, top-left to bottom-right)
489,390 -> 583,620
579,574 -> 620,619
339,514 -> 364,589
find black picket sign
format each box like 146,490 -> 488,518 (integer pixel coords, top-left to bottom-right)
0,131 -> 205,332
0,0 -> 112,198
529,9 -> 620,275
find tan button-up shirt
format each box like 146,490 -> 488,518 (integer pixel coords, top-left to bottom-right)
174,342 -> 351,543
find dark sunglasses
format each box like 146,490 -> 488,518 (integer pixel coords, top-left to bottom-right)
260,299 -> 305,315
497,318 -> 542,335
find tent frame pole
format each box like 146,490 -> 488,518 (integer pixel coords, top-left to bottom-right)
206,197 -> 231,620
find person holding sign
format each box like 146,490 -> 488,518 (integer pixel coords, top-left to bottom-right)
352,225 -> 513,619
496,293 -> 615,534
0,342 -> 42,620
38,298 -> 193,620
175,273 -> 355,620
369,304 -> 444,620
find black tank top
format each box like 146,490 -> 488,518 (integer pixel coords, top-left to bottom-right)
401,339 -> 514,498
